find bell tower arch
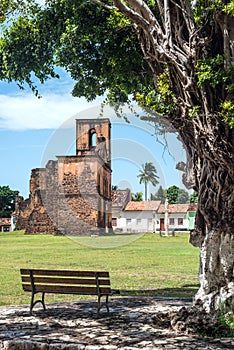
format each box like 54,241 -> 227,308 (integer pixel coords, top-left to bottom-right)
75,118 -> 112,233
76,118 -> 111,167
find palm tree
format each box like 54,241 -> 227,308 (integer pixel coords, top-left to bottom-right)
137,162 -> 159,201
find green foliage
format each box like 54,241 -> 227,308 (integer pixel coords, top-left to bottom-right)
197,55 -> 225,88
135,71 -> 176,115
197,54 -> 234,91
220,100 -> 234,128
193,0 -> 229,24
177,188 -> 190,204
152,185 -> 190,204
0,0 -> 234,130
190,191 -> 198,203
189,105 -> 201,118
166,186 -> 180,204
0,0 -> 153,101
132,191 -> 143,201
166,185 -> 189,204
0,0 -> 29,23
215,307 -> 234,337
0,185 -> 19,218
0,0 -> 10,22
46,0 -> 153,104
0,4 -> 59,95
202,304 -> 234,337
107,9 -> 131,29
224,1 -> 234,16
151,185 -> 166,202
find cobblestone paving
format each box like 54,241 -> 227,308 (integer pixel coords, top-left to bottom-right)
0,297 -> 233,349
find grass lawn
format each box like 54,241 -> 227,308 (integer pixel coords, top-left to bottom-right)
0,230 -> 200,306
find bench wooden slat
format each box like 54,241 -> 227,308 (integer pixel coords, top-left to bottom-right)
22,284 -> 111,295
21,276 -> 111,286
20,269 -> 109,278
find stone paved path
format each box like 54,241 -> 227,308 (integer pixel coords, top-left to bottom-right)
0,297 -> 233,349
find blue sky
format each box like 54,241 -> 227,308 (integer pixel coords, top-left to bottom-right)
0,68 -> 187,199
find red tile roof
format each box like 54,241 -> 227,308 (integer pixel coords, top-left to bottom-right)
111,190 -> 131,209
0,218 -> 11,225
157,203 -> 197,214
124,201 -> 161,211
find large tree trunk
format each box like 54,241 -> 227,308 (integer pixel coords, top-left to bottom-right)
111,0 -> 234,317
180,117 -> 234,315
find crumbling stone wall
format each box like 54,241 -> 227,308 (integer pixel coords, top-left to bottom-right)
15,119 -> 112,235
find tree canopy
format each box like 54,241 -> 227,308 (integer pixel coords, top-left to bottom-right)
0,0 -> 152,100
151,185 -> 165,202
165,185 -> 189,204
0,1 -> 234,125
0,185 -> 19,218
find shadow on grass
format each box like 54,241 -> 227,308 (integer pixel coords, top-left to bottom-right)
118,283 -> 200,299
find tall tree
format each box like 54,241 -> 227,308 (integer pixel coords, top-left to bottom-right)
151,185 -> 165,202
166,185 -> 180,204
165,185 -> 189,204
137,162 -> 159,200
0,0 -> 234,317
0,186 -> 19,218
177,188 -> 189,204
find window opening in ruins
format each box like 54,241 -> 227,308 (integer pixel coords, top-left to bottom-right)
103,177 -> 109,197
89,129 -> 97,147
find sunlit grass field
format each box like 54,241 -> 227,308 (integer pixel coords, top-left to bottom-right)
0,230 -> 200,306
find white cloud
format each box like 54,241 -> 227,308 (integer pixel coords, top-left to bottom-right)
0,93 -> 103,130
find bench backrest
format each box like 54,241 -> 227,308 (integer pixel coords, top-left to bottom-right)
20,269 -> 111,295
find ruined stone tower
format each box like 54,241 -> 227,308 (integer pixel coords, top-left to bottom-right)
15,118 -> 112,235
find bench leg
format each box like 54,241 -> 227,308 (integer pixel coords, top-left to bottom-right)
30,292 -> 46,315
98,295 -> 101,314
30,292 -> 34,315
105,295 -> 109,313
97,295 -> 109,314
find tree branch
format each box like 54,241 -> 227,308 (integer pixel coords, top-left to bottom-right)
164,0 -> 172,47
91,0 -> 116,11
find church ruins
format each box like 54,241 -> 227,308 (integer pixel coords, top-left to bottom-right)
15,118 -> 112,235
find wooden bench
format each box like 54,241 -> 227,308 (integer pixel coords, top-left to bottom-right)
20,268 -> 119,315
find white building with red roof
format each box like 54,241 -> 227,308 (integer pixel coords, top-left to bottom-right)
157,202 -> 197,232
122,200 -> 161,232
111,191 -> 197,233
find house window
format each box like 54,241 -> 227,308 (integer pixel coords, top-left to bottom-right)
178,218 -> 183,226
126,218 -> 131,225
169,218 -> 175,226
137,219 -> 141,225
112,218 -> 117,226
